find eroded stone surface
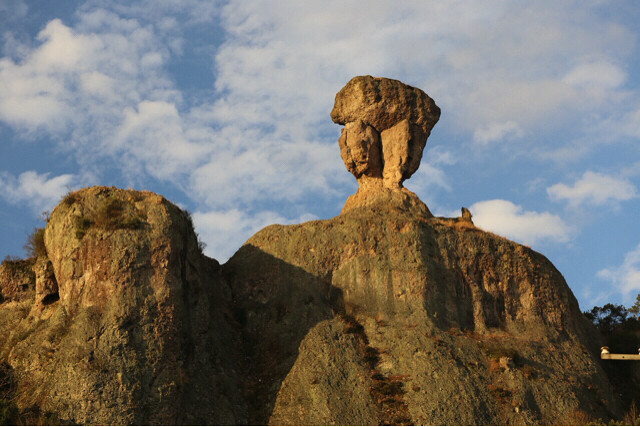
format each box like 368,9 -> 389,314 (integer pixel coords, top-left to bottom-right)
331,75 -> 440,134
225,192 -> 620,425
1,187 -> 246,425
380,119 -> 427,188
33,258 -> 58,309
0,258 -> 35,303
331,76 -> 440,195
338,119 -> 382,179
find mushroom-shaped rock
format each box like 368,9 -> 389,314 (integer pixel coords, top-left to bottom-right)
332,75 -> 440,196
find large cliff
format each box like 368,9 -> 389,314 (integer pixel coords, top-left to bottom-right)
225,190 -> 616,425
1,187 -> 246,424
0,76 -> 623,425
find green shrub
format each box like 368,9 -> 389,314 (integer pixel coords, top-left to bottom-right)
62,191 -> 77,206
182,209 -> 207,253
23,228 -> 46,259
1,256 -> 21,274
97,197 -> 144,230
483,343 -> 519,362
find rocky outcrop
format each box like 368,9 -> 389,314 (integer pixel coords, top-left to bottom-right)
0,258 -> 35,303
219,76 -> 617,424
0,187 -> 246,425
0,76 -> 622,425
332,76 -> 440,192
223,193 -> 618,425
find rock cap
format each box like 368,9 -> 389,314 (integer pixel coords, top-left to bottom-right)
330,75 -> 441,135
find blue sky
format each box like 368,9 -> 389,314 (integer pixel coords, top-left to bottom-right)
1,0 -> 639,310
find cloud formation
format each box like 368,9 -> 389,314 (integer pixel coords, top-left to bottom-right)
470,199 -> 570,245
0,0 -> 638,263
547,171 -> 637,207
598,243 -> 640,296
0,170 -> 76,214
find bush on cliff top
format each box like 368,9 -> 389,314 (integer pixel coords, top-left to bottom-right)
72,194 -> 147,239
94,196 -> 145,231
23,228 -> 46,259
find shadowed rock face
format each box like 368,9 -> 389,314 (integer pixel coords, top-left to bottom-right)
331,76 -> 440,192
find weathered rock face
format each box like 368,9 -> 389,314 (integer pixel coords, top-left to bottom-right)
32,258 -> 58,310
0,258 -> 35,304
214,75 -> 619,425
224,194 -> 618,425
0,185 -> 621,426
331,75 -> 441,135
0,187 -> 246,425
338,119 -> 382,180
331,76 -> 440,191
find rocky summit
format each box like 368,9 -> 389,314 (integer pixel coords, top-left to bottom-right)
0,76 -> 624,425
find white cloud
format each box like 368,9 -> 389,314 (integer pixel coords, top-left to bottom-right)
470,199 -> 570,245
619,107 -> 640,139
547,171 -> 637,207
407,147 -> 456,194
0,10 -> 220,186
473,121 -> 523,145
113,100 -> 211,179
0,170 -> 76,214
598,243 -> 640,295
0,1 -> 638,264
192,209 -> 317,262
562,61 -> 626,89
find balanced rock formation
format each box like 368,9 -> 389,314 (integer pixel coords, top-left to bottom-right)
332,76 -> 440,199
0,77 -> 625,425
222,77 -> 618,424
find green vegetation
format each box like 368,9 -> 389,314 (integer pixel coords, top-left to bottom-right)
62,191 -> 77,207
73,215 -> 94,239
182,209 -> 207,253
0,363 -> 17,426
94,196 -> 145,231
0,256 -> 31,276
23,228 -> 46,259
584,303 -> 640,336
584,303 -> 640,354
72,194 -> 147,240
482,342 -> 520,362
584,298 -> 640,425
